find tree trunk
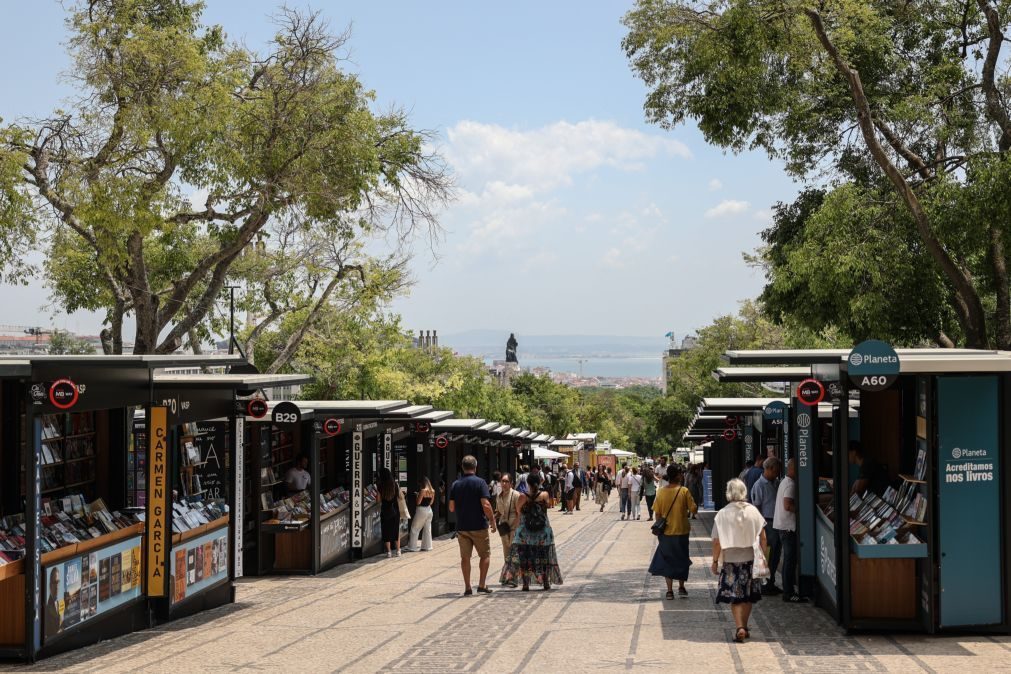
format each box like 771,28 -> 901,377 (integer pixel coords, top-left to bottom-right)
806,9 -> 989,348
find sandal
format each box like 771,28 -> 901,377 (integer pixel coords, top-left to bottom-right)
734,627 -> 747,643
665,590 -> 675,600
744,628 -> 751,639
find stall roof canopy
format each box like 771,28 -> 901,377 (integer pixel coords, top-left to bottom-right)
713,366 -> 813,383
724,347 -> 997,366
383,404 -> 434,418
0,360 -> 30,377
505,428 -> 523,437
289,400 -> 409,417
567,432 -> 598,441
0,354 -> 247,368
477,422 -> 504,433
415,409 -> 454,422
432,418 -> 486,431
698,397 -> 789,413
152,373 -> 312,389
534,447 -> 567,459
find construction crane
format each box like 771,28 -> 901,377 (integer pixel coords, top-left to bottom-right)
0,324 -> 53,344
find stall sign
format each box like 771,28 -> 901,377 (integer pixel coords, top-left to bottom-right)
816,513 -> 837,605
702,468 -> 714,510
383,433 -> 392,470
351,431 -> 363,548
271,401 -> 301,426
763,401 -> 786,428
234,418 -> 244,578
724,415 -> 737,426
320,509 -> 351,566
49,378 -> 80,409
247,399 -> 268,419
170,527 -> 229,605
323,418 -> 342,436
794,403 -> 816,576
43,534 -> 143,643
796,379 -> 825,406
434,435 -> 449,449
146,406 -> 168,596
743,416 -> 754,464
513,440 -> 522,448
414,422 -> 430,434
722,429 -> 737,441
937,376 -> 1001,627
847,340 -> 899,391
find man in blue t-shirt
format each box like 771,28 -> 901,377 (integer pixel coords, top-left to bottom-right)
750,456 -> 783,595
744,455 -> 765,501
449,455 -> 497,596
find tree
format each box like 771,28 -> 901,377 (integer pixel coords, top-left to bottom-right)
47,329 -> 97,355
0,1 -> 450,354
623,1 -> 1011,347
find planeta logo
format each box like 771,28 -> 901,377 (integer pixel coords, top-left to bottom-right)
849,352 -> 864,367
796,413 -> 812,428
952,447 -> 962,459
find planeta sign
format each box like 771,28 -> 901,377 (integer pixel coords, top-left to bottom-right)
847,340 -> 899,392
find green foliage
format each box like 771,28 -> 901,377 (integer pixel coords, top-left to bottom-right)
47,330 -> 97,355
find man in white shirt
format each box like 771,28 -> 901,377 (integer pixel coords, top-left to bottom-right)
774,459 -> 806,603
285,454 -> 311,493
616,464 -> 631,520
563,467 -> 576,514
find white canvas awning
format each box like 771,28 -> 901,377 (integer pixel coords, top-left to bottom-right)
534,447 -> 567,459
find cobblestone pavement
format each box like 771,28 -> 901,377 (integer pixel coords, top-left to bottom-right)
8,499 -> 1011,673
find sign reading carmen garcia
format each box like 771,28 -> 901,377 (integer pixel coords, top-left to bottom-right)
847,340 -> 899,392
271,401 -> 301,426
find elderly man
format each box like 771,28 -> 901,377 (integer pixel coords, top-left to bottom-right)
750,456 -> 783,596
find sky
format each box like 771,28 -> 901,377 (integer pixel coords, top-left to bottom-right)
0,1 -> 800,339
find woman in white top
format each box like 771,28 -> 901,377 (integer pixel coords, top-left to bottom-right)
627,466 -> 643,520
711,478 -> 768,642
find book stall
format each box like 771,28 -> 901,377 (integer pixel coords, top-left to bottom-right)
401,410 -> 453,526
719,345 -> 1011,634
0,354 -> 246,662
430,419 -> 486,532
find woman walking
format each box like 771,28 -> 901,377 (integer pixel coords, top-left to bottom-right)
628,466 -> 643,520
642,465 -> 657,521
712,478 -> 768,642
597,467 -> 611,512
495,474 -> 521,559
378,468 -> 402,558
649,465 -> 698,598
500,473 -> 563,591
406,477 -> 436,552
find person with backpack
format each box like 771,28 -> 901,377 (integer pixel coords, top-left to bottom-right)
500,472 -> 563,591
516,465 -> 530,495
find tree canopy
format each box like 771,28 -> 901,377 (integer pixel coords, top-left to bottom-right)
0,0 -> 450,354
624,0 -> 1011,348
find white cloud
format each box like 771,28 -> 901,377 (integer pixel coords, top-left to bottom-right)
443,119 -> 691,256
445,119 -> 691,193
708,178 -> 723,192
602,247 -> 624,269
704,199 -> 751,219
753,209 -> 774,223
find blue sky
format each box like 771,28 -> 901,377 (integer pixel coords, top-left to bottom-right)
0,1 -> 799,338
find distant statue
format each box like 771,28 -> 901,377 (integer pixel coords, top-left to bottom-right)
506,333 -> 519,363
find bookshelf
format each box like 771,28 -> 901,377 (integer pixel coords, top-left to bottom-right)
37,412 -> 98,498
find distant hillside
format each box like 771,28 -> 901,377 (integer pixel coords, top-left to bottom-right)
440,330 -> 668,359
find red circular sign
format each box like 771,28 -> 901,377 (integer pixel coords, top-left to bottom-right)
724,415 -> 737,426
323,418 -> 342,436
797,378 -> 826,406
415,422 -> 431,434
247,398 -> 268,419
513,440 -> 522,448
434,435 -> 449,449
49,378 -> 79,410
722,429 -> 737,441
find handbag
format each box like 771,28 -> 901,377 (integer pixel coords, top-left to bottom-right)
397,489 -> 410,521
752,537 -> 771,579
651,487 -> 682,537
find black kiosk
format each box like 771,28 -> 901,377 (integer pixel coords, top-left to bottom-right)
430,419 -> 487,531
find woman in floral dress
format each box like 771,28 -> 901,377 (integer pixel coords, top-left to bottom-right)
500,472 -> 563,591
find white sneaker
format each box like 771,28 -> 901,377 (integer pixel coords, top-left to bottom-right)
395,550 -> 401,557
386,551 -> 392,558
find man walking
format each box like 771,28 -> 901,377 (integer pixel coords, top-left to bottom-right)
572,462 -> 584,511
617,463 -> 632,520
744,455 -> 765,501
750,457 -> 783,595
563,466 -> 575,514
449,455 -> 497,596
775,459 -> 807,603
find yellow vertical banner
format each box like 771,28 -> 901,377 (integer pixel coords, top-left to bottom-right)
147,406 -> 169,596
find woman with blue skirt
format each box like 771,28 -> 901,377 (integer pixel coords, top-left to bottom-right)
649,465 -> 698,599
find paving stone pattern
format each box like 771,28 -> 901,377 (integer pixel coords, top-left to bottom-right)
5,500 -> 1011,673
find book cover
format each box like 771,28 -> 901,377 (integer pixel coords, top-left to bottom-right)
203,541 -> 212,579
98,557 -> 111,602
187,548 -> 196,585
130,547 -> 141,592
173,549 -> 186,602
110,553 -> 121,597
195,544 -> 204,583
211,539 -> 219,576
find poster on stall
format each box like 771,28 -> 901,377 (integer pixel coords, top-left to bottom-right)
170,527 -> 229,605
937,376 -> 1001,627
43,534 -> 143,643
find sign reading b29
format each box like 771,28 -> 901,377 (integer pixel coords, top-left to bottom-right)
271,401 -> 301,426
847,340 -> 899,392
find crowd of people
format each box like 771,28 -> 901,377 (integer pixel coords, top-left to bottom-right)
391,451 -> 799,645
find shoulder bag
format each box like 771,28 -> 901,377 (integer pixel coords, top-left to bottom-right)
651,487 -> 682,537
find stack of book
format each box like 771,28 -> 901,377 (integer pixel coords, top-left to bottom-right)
849,492 -> 922,546
268,491 -> 312,523
41,416 -> 63,440
41,442 -> 64,465
364,484 -> 379,507
0,496 -> 140,557
169,498 -> 228,534
320,488 -> 349,513
181,440 -> 202,466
